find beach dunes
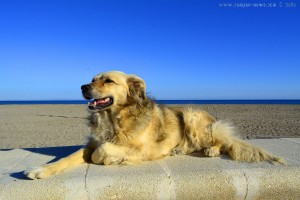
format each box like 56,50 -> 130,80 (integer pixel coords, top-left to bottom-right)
0,104 -> 299,149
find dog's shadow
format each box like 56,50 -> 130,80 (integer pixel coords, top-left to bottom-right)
187,151 -> 231,161
7,145 -> 83,180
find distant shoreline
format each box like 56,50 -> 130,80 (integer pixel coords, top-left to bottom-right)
0,100 -> 300,105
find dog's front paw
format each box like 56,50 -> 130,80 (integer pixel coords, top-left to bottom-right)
24,167 -> 49,179
92,143 -> 125,165
204,146 -> 221,157
92,148 -> 124,165
171,147 -> 185,156
103,156 -> 124,165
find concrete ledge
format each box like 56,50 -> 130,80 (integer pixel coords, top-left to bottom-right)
1,139 -> 300,200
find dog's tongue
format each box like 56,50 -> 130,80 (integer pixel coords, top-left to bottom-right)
88,98 -> 110,107
95,98 -> 110,105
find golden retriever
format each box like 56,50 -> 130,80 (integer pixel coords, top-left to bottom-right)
25,71 -> 285,179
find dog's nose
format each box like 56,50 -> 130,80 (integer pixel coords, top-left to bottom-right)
81,84 -> 91,92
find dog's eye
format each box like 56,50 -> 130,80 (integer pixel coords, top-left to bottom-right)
104,79 -> 114,84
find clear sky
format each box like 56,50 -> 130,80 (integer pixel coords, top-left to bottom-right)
0,0 -> 299,100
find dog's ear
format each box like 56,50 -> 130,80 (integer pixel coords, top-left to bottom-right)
127,75 -> 147,105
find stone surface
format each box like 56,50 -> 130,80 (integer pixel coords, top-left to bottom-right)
0,139 -> 300,200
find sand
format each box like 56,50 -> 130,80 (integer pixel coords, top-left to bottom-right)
0,104 -> 299,149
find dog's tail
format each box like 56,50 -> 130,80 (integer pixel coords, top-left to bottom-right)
211,121 -> 286,165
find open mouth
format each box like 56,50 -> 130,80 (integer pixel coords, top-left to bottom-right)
87,97 -> 113,110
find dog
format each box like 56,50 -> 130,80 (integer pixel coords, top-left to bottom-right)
25,71 -> 285,179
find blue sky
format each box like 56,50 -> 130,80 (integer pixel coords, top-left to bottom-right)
0,0 -> 299,100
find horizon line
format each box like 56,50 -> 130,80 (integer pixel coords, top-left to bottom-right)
1,99 -> 300,101
0,98 -> 300,101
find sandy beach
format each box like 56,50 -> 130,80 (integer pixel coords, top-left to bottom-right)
0,104 -> 299,149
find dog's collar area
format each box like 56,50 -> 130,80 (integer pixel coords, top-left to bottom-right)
88,97 -> 113,111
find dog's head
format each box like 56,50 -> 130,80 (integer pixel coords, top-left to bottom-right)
81,71 -> 147,112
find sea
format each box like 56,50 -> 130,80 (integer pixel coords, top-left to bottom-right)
0,100 -> 299,105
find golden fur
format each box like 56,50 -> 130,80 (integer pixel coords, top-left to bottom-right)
25,71 -> 285,179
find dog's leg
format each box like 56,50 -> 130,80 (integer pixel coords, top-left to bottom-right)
25,147 -> 92,179
91,142 -> 143,165
204,143 -> 222,157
